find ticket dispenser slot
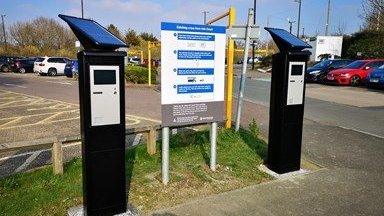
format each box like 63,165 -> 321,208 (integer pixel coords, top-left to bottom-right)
90,65 -> 120,126
265,27 -> 311,174
287,62 -> 305,105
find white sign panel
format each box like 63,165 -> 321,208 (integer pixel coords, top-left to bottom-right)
287,62 -> 305,106
315,36 -> 343,61
161,22 -> 226,126
227,26 -> 260,39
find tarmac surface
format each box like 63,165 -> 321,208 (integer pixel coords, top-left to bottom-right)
152,73 -> 384,215
0,73 -> 160,178
1,71 -> 384,215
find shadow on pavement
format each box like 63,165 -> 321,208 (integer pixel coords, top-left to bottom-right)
151,213 -> 178,216
126,147 -> 136,204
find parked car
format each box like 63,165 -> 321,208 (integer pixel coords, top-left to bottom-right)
128,57 -> 141,65
11,57 -> 39,73
0,56 -> 20,72
326,59 -> 384,86
64,60 -> 78,78
247,57 -> 261,64
306,59 -> 353,83
366,66 -> 384,89
34,57 -> 71,76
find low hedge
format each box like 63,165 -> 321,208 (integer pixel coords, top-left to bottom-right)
125,65 -> 156,84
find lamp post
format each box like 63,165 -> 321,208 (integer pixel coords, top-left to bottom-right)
287,18 -> 295,34
252,0 -> 257,70
202,11 -> 209,24
1,14 -> 6,52
81,0 -> 84,18
294,0 -> 302,37
325,0 -> 331,35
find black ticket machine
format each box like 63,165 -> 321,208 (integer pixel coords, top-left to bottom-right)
265,28 -> 311,174
59,15 -> 127,215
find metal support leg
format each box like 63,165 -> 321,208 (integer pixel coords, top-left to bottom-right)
162,127 -> 170,185
210,122 -> 217,171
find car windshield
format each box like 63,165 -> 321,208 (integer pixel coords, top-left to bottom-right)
345,60 -> 366,69
312,60 -> 331,68
35,58 -> 45,62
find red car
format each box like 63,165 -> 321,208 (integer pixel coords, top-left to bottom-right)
326,59 -> 384,86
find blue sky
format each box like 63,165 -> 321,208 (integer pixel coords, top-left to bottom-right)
1,0 -> 364,41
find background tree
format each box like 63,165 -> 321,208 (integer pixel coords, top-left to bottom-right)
362,0 -> 384,30
106,24 -> 122,39
342,30 -> 384,58
8,17 -> 76,57
124,29 -> 140,47
139,32 -> 158,42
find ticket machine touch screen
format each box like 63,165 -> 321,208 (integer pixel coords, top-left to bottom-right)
287,62 -> 305,105
90,65 -> 120,126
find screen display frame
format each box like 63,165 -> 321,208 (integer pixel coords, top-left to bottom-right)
291,65 -> 304,76
93,70 -> 117,85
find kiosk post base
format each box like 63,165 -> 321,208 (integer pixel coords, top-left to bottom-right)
68,205 -> 137,216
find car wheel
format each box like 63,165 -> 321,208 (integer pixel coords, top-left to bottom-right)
350,75 -> 361,87
318,75 -> 326,84
48,68 -> 57,76
19,68 -> 26,73
1,65 -> 9,72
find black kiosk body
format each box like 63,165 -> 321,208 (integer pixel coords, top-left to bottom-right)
265,28 -> 311,174
59,15 -> 127,215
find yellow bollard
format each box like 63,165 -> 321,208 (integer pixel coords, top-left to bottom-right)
225,6 -> 236,128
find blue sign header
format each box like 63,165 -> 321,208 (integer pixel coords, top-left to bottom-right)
161,22 -> 226,34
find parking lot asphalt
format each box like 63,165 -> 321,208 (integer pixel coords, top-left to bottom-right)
0,133 -> 145,179
233,74 -> 384,138
0,89 -> 159,144
154,73 -> 384,216
1,70 -> 384,214
0,73 -> 160,178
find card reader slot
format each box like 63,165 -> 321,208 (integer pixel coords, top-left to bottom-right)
93,91 -> 103,94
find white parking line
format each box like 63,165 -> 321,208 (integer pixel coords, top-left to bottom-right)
338,126 -> 384,139
14,150 -> 42,173
46,81 -> 73,85
1,83 -> 27,88
0,142 -> 81,162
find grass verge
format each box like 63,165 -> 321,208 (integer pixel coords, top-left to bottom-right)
0,127 -> 271,215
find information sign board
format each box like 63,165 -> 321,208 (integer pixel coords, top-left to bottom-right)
161,22 -> 226,126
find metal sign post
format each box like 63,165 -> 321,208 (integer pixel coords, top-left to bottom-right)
160,22 -> 226,185
210,122 -> 218,171
226,8 -> 260,132
162,127 -> 170,184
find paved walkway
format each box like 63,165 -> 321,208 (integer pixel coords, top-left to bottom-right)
151,100 -> 384,216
